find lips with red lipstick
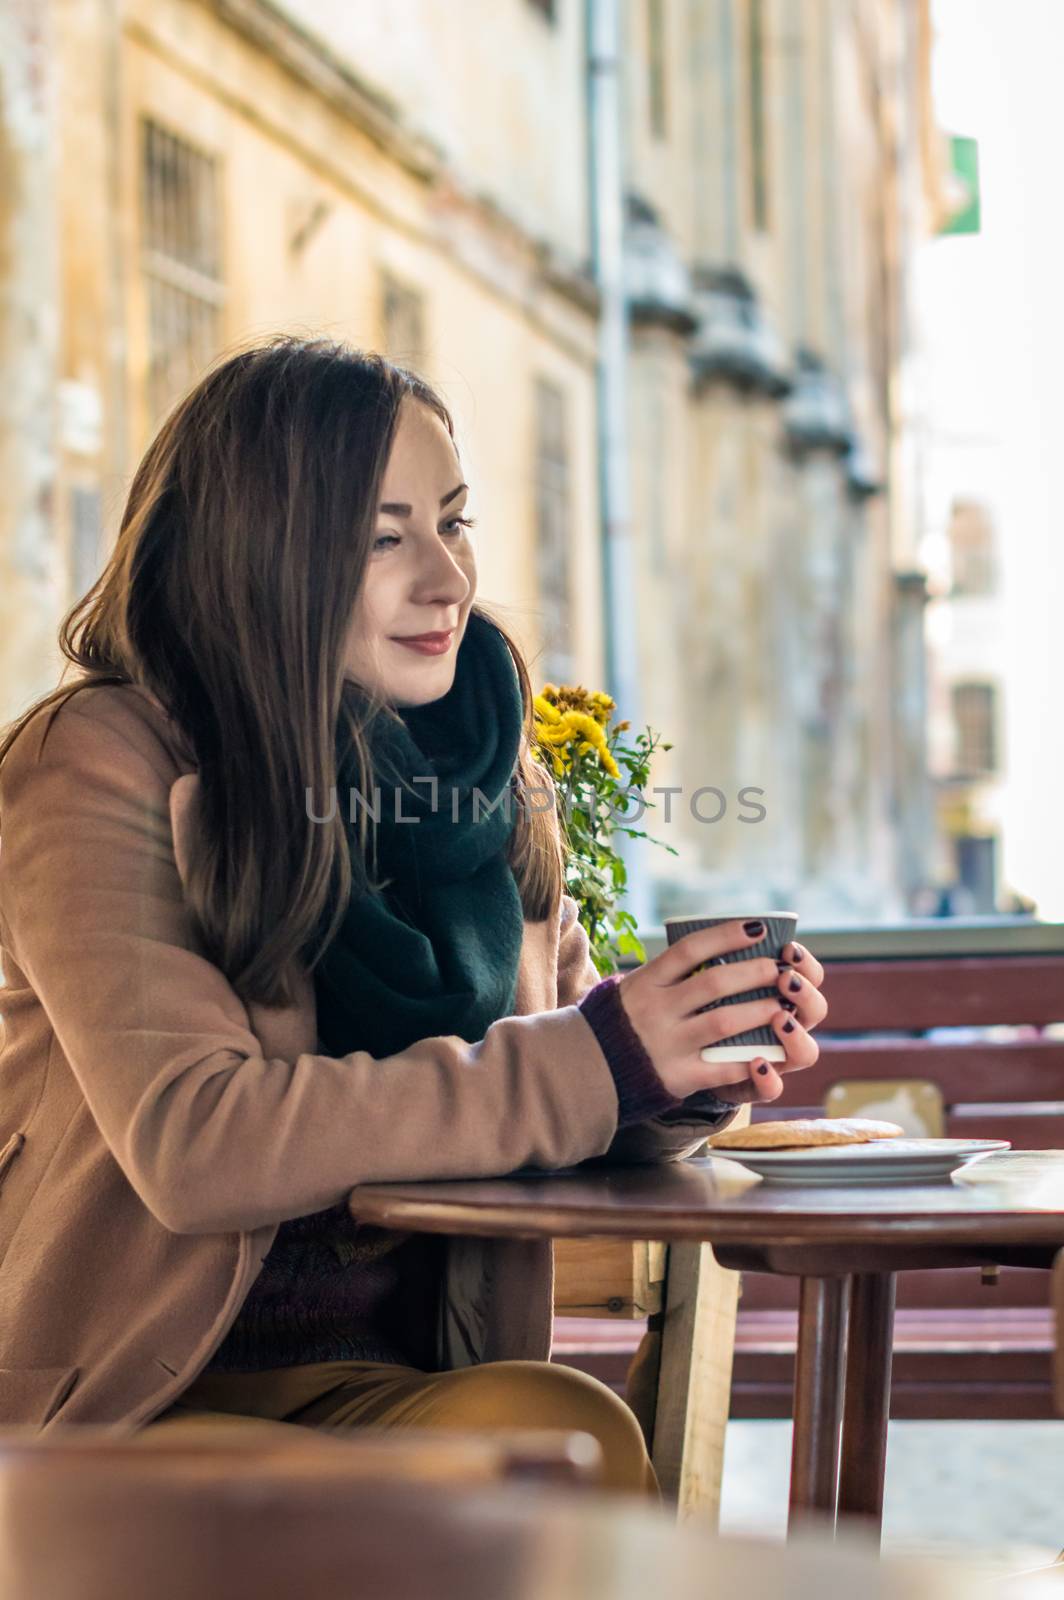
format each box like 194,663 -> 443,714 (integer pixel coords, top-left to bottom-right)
390,628 -> 456,654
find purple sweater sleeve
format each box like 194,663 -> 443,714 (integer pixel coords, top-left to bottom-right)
576,975 -> 684,1127
577,974 -> 737,1130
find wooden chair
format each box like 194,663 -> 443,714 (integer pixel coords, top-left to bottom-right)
553,1104 -> 750,1526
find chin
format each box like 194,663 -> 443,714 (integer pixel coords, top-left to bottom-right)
393,666 -> 458,708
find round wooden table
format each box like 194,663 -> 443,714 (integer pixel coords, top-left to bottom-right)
348,1150 -> 1064,1540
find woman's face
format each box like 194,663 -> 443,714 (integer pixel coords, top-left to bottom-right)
343,397 -> 477,708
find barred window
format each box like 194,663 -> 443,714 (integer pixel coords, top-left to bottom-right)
533,377 -> 574,686
951,681 -> 998,776
380,270 -> 427,372
140,119 -> 224,422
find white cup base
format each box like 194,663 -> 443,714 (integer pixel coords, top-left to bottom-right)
699,1043 -> 787,1064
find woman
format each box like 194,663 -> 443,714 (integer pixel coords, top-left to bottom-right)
0,338 -> 826,1494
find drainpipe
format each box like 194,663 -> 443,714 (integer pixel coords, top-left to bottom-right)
586,0 -> 653,940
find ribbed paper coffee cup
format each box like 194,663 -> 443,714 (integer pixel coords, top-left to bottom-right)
663,912 -> 798,1063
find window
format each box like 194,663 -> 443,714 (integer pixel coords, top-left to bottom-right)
948,498 -> 998,596
140,119 -> 224,422
533,378 -> 574,686
951,682 -> 998,776
380,270 -> 427,372
747,0 -> 769,231
647,0 -> 667,140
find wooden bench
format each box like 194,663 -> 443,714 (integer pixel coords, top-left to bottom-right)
552,917 -> 1064,1477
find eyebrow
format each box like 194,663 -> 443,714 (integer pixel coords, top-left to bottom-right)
378,483 -> 468,518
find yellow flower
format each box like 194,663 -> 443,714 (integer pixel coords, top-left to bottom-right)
531,726 -> 572,748
557,710 -> 621,780
534,683 -> 624,780
563,709 -> 604,742
533,694 -> 562,725
588,691 -> 615,726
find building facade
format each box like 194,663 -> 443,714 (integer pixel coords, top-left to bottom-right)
0,0 -> 943,925
620,0 -> 944,918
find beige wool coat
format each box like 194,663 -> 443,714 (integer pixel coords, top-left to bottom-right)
0,684 -> 731,1433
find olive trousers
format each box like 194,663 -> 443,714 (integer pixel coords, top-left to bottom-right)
140,1358 -> 660,1499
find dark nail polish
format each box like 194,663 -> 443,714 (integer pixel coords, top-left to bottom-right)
776,961 -> 790,972
744,920 -> 765,937
756,1063 -> 769,1076
790,945 -> 803,961
781,999 -> 798,1013
789,976 -> 801,993
782,1018 -> 796,1033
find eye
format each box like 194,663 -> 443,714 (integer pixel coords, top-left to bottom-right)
372,515 -> 477,553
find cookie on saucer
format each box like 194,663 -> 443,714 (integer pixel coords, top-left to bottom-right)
707,1117 -> 904,1151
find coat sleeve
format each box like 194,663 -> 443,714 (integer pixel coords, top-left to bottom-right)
0,697 -> 626,1236
555,892 -> 739,1163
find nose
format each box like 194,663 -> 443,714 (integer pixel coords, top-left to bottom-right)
411,530 -> 472,610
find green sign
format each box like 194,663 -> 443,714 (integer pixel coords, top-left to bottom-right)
939,135 -> 981,236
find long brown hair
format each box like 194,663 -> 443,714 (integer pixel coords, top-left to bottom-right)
0,336 -> 565,1009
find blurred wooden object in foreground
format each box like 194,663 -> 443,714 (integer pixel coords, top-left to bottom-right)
0,1423 -> 602,1489
0,1430 -> 986,1600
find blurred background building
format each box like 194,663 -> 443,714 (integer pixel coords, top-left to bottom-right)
0,0 -> 998,926
907,1 -> 1056,922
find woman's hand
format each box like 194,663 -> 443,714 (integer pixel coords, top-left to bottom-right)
712,936 -> 827,1105
614,920 -> 827,1105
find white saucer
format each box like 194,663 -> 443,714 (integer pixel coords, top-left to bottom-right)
705,1137 -> 1012,1186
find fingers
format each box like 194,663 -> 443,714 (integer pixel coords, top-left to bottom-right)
782,941 -> 824,990
678,994 -> 784,1052
714,1056 -> 784,1105
654,918 -> 769,985
774,965 -> 828,1031
677,949 -> 829,1034
770,1006 -> 820,1068
679,955 -> 781,1015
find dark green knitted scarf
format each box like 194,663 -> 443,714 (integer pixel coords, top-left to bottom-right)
311,610 -> 527,1060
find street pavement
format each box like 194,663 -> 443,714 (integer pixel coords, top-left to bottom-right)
719,1419 -> 1064,1572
